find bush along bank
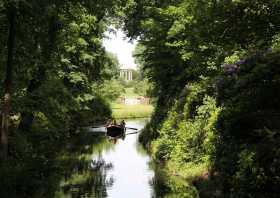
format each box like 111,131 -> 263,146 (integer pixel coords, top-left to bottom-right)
147,80 -> 222,197
142,51 -> 280,197
213,50 -> 280,197
123,1 -> 280,197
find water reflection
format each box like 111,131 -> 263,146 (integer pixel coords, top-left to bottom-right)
101,119 -> 154,198
56,119 -> 197,198
55,132 -> 115,198
60,155 -> 114,198
150,166 -> 199,198
1,118 -> 198,198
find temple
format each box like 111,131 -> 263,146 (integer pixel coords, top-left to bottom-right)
120,69 -> 133,81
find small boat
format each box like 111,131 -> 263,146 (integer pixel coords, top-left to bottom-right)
106,125 -> 125,137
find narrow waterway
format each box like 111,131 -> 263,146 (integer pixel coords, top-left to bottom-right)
97,119 -> 154,197
56,118 -> 156,198
56,118 -> 197,198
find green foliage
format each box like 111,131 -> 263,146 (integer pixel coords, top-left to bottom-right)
0,0 -> 128,196
95,79 -> 125,102
123,0 -> 280,196
152,82 -> 221,174
214,51 -> 280,197
1,0 -> 280,196
133,78 -> 152,97
272,33 -> 280,51
152,166 -> 199,198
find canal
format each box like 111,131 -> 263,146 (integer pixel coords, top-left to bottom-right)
100,119 -> 154,197
55,119 -> 154,197
55,118 -> 197,198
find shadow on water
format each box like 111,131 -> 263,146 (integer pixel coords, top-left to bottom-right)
58,119 -> 199,198
150,164 -> 199,198
55,131 -> 116,198
0,118 -> 198,198
0,125 -> 117,198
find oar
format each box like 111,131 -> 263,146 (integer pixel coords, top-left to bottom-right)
125,127 -> 138,130
125,131 -> 139,135
90,126 -> 105,128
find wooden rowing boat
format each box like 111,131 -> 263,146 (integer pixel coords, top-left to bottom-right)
106,125 -> 125,137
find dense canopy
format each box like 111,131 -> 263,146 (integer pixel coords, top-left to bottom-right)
1,0 -> 280,197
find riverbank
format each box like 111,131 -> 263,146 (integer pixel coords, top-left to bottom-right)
111,103 -> 153,119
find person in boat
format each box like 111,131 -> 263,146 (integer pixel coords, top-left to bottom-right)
119,120 -> 126,128
120,120 -> 126,139
112,119 -> 117,125
105,119 -> 112,127
119,120 -> 126,133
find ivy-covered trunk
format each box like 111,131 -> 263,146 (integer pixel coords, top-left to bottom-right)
1,7 -> 16,160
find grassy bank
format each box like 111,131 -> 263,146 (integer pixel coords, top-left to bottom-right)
111,103 -> 153,119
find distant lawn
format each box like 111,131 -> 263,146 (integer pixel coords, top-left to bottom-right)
111,103 -> 153,119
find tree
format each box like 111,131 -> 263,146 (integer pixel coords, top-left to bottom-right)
1,4 -> 16,159
122,0 -> 280,196
0,0 -> 129,159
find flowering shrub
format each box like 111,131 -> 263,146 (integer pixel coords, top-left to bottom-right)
214,51 -> 280,197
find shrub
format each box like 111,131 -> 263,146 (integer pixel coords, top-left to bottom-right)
214,51 -> 280,197
151,81 -> 221,179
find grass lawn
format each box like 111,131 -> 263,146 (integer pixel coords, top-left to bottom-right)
111,103 -> 154,119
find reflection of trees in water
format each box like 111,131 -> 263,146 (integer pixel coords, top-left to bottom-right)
149,164 -> 199,198
0,129 -> 116,198
61,156 -> 114,197
149,163 -> 169,197
135,140 -> 149,157
57,133 -> 115,198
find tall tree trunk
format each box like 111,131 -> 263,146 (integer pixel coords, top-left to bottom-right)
1,7 -> 16,160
